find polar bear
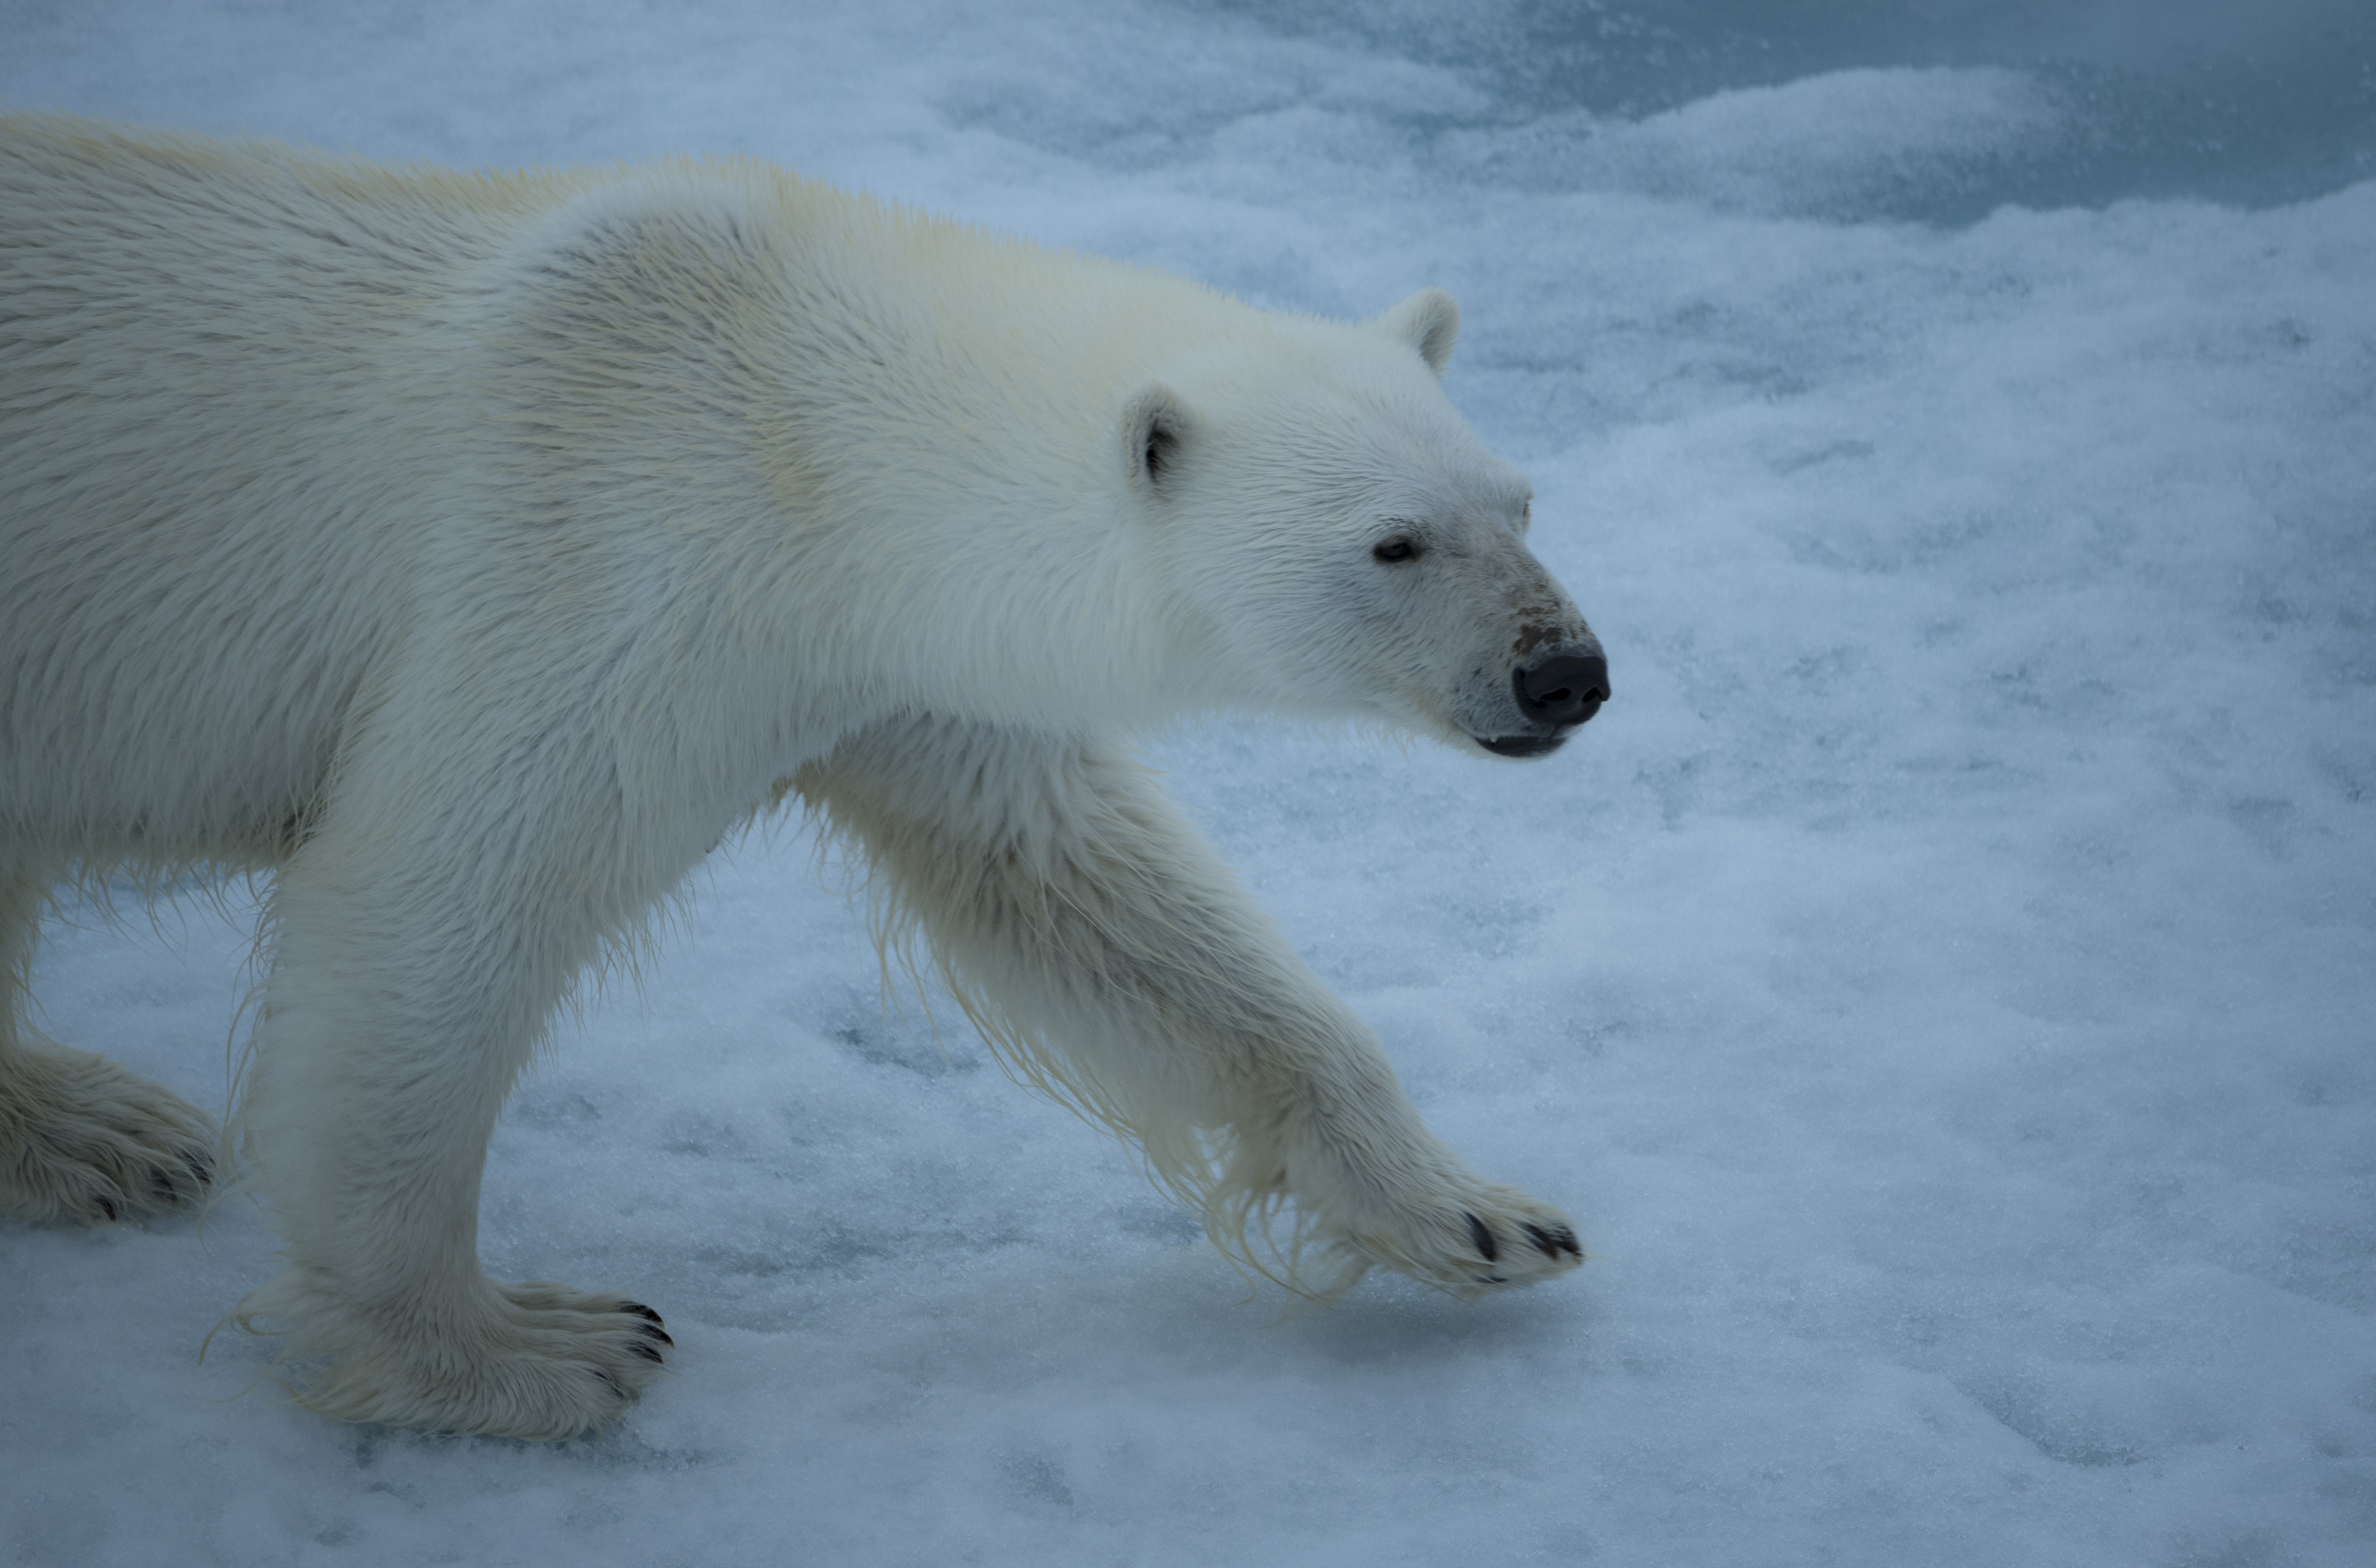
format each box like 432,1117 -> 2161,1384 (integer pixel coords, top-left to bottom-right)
0,116 -> 1610,1440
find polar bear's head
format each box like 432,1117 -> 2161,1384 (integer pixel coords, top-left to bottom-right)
1127,289 -> 1608,758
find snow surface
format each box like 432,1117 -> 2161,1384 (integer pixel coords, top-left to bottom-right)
5,3 -> 2374,1564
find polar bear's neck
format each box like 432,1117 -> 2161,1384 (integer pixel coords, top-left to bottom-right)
467,163 -> 1249,748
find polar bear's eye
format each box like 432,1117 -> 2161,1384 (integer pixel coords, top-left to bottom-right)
1372,536 -> 1420,564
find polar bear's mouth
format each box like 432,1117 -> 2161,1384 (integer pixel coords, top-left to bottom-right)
1477,731 -> 1571,758
1472,645 -> 1609,757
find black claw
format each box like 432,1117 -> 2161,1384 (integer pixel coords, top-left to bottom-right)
626,1341 -> 663,1363
1524,1222 -> 1581,1259
620,1302 -> 664,1326
637,1322 -> 675,1348
594,1368 -> 625,1395
96,1196 -> 117,1223
1464,1211 -> 1498,1263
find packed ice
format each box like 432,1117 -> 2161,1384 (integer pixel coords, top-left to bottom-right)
5,3 -> 2372,1563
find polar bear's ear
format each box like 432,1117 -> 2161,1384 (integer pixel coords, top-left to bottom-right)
1124,383 -> 1191,490
1376,288 -> 1460,375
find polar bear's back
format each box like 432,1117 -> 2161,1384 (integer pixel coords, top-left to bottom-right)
0,116 -> 564,865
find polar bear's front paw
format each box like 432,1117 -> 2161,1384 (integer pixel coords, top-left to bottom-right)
1336,1182 -> 1585,1296
262,1278 -> 674,1440
1458,1206 -> 1585,1284
0,1045 -> 217,1225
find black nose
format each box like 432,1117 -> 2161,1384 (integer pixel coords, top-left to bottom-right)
1513,644 -> 1610,726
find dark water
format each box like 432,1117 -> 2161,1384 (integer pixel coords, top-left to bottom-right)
1178,0 -> 2376,220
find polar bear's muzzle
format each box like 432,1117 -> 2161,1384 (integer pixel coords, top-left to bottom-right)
1475,638 -> 1610,758
1514,644 -> 1609,727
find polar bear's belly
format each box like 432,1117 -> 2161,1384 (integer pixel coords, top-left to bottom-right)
0,363 -> 419,864
0,523 -> 394,865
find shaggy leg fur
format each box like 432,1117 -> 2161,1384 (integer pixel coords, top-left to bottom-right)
229,705 -> 678,1440
0,868 -> 216,1224
801,720 -> 1585,1294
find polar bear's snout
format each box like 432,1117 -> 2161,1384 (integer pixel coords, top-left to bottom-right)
1468,633 -> 1608,758
1514,642 -> 1610,728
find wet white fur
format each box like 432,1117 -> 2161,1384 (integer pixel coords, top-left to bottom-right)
0,116 -> 1588,1440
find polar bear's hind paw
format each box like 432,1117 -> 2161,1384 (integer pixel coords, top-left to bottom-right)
255,1279 -> 676,1440
0,1046 -> 218,1226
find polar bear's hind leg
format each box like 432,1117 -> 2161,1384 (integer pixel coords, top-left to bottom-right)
0,867 -> 218,1224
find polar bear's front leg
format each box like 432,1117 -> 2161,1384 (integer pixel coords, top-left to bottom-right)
234,768 -> 674,1439
801,720 -> 1584,1296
